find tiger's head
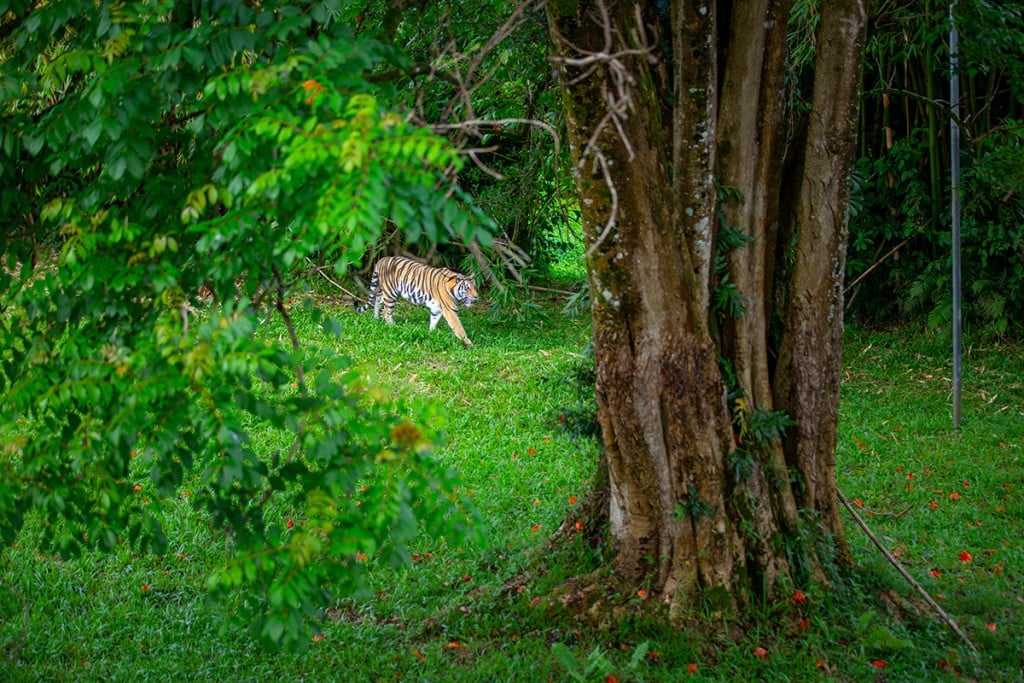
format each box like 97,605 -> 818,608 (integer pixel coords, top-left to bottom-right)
453,275 -> 478,307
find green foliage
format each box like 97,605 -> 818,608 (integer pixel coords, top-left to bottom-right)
352,0 -> 572,282
675,484 -> 716,522
552,640 -> 650,682
855,610 -> 916,654
0,0 -> 491,650
847,1 -> 1024,336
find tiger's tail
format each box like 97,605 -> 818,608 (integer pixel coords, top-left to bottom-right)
354,265 -> 380,313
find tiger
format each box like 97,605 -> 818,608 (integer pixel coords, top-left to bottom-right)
355,256 -> 478,346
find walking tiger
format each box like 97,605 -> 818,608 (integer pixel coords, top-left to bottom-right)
355,256 -> 478,346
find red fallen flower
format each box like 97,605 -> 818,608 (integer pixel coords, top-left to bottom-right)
286,519 -> 294,529
569,495 -> 579,504
870,660 -> 887,668
929,570 -> 942,577
929,501 -> 939,509
687,663 -> 698,674
950,492 -> 962,501
792,590 -> 807,604
959,551 -> 973,562
987,622 -> 997,632
753,646 -> 767,660
854,498 -> 864,508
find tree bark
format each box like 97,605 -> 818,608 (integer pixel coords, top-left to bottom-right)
547,0 -> 866,614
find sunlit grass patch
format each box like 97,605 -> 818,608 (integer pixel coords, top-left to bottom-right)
2,308 -> 1021,681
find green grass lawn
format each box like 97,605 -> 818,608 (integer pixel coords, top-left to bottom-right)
2,298 -> 1022,682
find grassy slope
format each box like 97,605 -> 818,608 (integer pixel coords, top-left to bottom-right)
1,298 -> 1021,682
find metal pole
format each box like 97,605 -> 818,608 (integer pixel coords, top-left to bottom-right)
949,2 -> 962,429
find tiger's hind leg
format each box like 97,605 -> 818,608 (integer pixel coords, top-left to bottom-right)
380,293 -> 398,324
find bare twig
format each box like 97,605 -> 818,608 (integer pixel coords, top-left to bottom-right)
838,489 -> 979,656
306,260 -> 360,300
844,237 -> 911,297
431,117 -> 562,177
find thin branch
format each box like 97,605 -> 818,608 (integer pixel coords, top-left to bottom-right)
259,268 -> 308,509
844,237 -> 911,301
432,117 -> 561,159
838,489 -> 979,656
306,260 -> 361,299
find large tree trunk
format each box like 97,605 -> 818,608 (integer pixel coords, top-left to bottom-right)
547,0 -> 866,614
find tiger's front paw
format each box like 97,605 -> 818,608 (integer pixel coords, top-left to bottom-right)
463,338 -> 473,347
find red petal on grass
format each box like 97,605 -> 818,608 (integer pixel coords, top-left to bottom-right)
687,663 -> 698,674
569,495 -> 578,504
929,501 -> 939,509
854,499 -> 864,507
929,570 -> 941,577
987,622 -> 997,632
792,590 -> 807,604
753,647 -> 768,660
870,660 -> 887,668
959,551 -> 973,562
950,492 -> 962,501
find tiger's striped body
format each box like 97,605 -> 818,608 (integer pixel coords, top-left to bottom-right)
355,256 -> 478,346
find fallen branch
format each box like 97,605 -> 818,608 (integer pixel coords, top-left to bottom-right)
838,489 -> 978,655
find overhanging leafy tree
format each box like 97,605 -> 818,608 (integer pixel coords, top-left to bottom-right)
546,0 -> 867,615
1,0 -> 488,649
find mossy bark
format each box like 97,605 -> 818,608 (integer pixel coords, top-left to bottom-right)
547,0 -> 866,616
